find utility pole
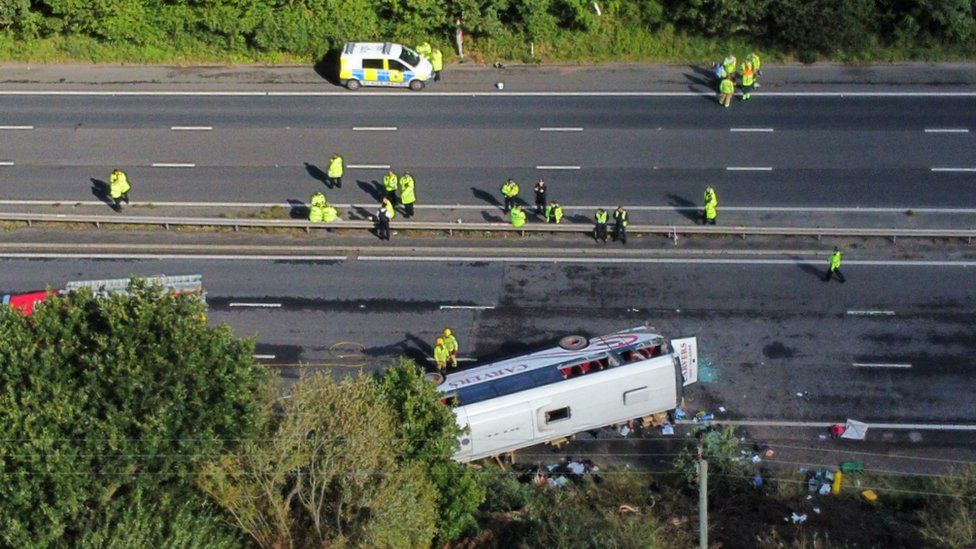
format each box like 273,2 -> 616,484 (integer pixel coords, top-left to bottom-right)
697,439 -> 708,549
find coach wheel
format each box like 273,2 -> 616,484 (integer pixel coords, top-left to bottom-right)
408,79 -> 425,91
425,372 -> 444,385
559,335 -> 589,351
345,79 -> 361,91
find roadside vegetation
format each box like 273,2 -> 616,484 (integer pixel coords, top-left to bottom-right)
0,1 -> 974,64
1,285 -> 973,547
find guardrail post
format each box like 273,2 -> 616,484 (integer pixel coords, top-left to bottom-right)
26,220 -> 32,228
164,223 -> 170,230
304,226 -> 310,234
95,222 -> 100,229
233,225 -> 239,232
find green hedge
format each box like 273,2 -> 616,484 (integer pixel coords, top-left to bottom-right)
0,0 -> 974,62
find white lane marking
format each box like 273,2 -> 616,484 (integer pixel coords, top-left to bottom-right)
439,305 -> 495,310
679,419 -> 976,431
3,91 -> 976,97
0,253 -> 348,260
847,310 -> 896,316
360,256 -> 976,266
353,126 -> 397,131
3,200 -> 976,214
151,162 -> 195,168
536,165 -> 581,170
170,126 -> 212,131
229,302 -> 282,308
0,161 -> 14,166
347,164 -> 391,169
2,200 -> 976,214
540,127 -> 584,132
253,354 -> 277,360
924,128 -> 968,133
931,167 -> 976,172
730,128 -> 774,132
853,363 -> 912,369
726,166 -> 773,171
0,125 -> 33,130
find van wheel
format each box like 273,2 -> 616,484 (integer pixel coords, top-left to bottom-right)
408,79 -> 425,91
345,79 -> 361,91
559,335 -> 589,351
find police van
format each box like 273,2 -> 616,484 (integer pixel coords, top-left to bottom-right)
339,42 -> 434,91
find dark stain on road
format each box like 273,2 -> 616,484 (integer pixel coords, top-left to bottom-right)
762,341 -> 796,359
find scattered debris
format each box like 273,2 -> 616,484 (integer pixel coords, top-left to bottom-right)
675,408 -> 687,420
618,504 -> 640,514
661,424 -> 675,436
790,512 -> 808,524
861,489 -> 878,502
495,82 -> 505,90
841,419 -> 869,440
751,455 -> 762,464
618,425 -> 631,437
841,460 -> 865,474
752,474 -> 764,488
718,406 -> 727,413
829,424 -> 846,439
813,507 -> 821,514
694,411 -> 714,423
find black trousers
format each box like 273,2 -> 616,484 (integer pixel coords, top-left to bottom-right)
615,224 -> 627,243
386,189 -> 398,203
503,196 -> 516,212
824,267 -> 845,282
535,193 -> 546,214
404,202 -> 414,217
330,176 -> 342,188
703,212 -> 716,225
595,224 -> 607,242
376,220 -> 390,240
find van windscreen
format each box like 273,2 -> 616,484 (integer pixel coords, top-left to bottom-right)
399,48 -> 421,68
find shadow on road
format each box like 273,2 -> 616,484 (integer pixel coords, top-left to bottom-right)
348,205 -> 373,221
481,211 -> 503,222
304,162 -> 329,187
666,193 -> 701,223
357,179 -> 383,202
472,187 -> 502,209
792,255 -> 827,281
313,50 -> 342,87
90,178 -> 117,211
287,198 -> 308,219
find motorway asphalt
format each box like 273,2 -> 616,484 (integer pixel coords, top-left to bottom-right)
0,95 -> 974,213
2,64 -> 975,474
1,256 -> 974,426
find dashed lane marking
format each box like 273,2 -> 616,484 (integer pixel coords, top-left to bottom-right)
853,363 -> 912,369
924,128 -> 968,133
439,305 -> 495,310
353,126 -> 397,131
170,126 -> 212,131
229,302 -> 282,308
540,127 -> 584,132
847,310 -> 896,316
151,162 -> 195,168
726,166 -> 773,171
0,161 -> 14,166
253,354 -> 277,360
730,128 -> 774,132
536,165 -> 581,170
931,167 -> 976,172
346,164 -> 391,169
0,125 -> 33,130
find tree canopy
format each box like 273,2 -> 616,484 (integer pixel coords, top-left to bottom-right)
0,281 -> 266,546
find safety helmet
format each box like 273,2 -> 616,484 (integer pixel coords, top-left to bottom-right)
436,338 -> 444,345
443,328 -> 452,337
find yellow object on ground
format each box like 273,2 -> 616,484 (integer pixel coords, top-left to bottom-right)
861,489 -> 878,502
831,471 -> 843,495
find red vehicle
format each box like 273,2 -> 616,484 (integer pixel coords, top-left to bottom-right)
2,275 -> 204,315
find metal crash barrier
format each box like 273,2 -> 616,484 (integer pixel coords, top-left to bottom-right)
0,212 -> 973,241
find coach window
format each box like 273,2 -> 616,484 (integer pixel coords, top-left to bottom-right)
545,407 -> 571,423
